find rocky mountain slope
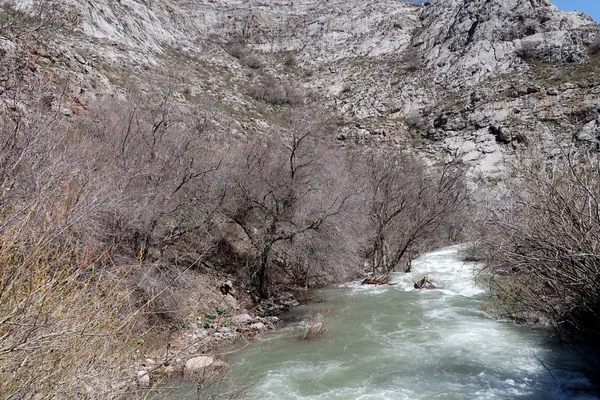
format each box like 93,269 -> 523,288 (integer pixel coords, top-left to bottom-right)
1,1 -> 599,395
5,0 -> 597,183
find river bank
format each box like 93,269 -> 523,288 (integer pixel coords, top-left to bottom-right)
157,245 -> 600,399
128,281 -> 320,396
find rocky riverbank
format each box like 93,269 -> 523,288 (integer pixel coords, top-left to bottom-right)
129,281 -> 312,393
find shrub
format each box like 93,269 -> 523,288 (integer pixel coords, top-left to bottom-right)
476,147 -> 600,340
245,54 -> 263,69
217,306 -> 228,314
0,200 -> 136,399
246,75 -> 305,106
225,40 -> 245,59
516,41 -> 541,61
402,47 -> 423,72
297,307 -> 336,340
284,53 -> 297,67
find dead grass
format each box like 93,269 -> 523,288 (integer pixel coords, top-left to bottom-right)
297,306 -> 337,340
0,199 -> 137,399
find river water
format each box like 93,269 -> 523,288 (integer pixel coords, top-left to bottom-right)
170,245 -> 600,399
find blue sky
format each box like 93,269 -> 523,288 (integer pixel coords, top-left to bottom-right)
552,0 -> 599,22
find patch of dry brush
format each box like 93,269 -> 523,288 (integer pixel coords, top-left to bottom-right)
476,147 -> 600,341
0,200 -> 136,399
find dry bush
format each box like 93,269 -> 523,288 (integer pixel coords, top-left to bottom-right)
0,0 -> 77,41
297,306 -> 337,340
356,148 -> 469,274
219,107 -> 362,295
516,41 -> 541,61
148,367 -> 252,400
65,89 -> 224,259
246,75 -> 305,106
0,200 -> 136,399
225,40 -> 245,59
283,53 -> 297,67
245,54 -> 263,69
1,84 -> 223,259
476,147 -> 600,340
402,47 -> 423,72
0,1 -> 78,97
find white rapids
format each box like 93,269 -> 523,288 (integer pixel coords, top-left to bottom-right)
168,245 -> 600,399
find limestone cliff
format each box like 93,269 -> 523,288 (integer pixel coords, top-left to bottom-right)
2,0 -> 599,179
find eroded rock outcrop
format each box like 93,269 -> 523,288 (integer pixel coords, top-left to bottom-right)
5,0 -> 600,188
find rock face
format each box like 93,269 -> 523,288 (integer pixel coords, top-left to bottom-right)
4,0 -> 600,182
418,0 -> 594,84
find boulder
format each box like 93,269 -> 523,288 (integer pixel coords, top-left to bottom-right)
414,274 -> 444,290
282,299 -> 300,307
219,279 -> 236,296
232,313 -> 253,325
184,356 -> 214,377
250,322 -> 266,332
223,293 -> 238,310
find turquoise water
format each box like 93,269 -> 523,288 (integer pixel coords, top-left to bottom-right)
165,245 -> 599,399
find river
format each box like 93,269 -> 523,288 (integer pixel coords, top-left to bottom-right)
167,245 -> 599,399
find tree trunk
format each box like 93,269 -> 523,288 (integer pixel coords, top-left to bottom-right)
257,247 -> 270,298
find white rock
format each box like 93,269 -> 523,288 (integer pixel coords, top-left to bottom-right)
74,52 -> 86,64
223,294 -> 238,310
192,329 -> 208,340
184,356 -> 214,376
457,141 -> 477,155
250,322 -> 266,332
232,314 -> 253,325
137,370 -> 150,388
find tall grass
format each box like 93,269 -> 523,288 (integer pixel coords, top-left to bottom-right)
0,198 -> 136,399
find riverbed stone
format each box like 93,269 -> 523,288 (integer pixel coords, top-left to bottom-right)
232,313 -> 253,324
184,356 -> 214,377
414,274 -> 444,289
250,322 -> 266,332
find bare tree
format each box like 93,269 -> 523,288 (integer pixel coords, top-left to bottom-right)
221,108 -> 358,296
360,148 -> 468,274
477,146 -> 600,340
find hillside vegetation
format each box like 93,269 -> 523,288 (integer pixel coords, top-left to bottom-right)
0,2 -> 467,397
1,0 -> 600,397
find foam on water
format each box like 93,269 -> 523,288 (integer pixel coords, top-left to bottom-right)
166,245 -> 599,399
